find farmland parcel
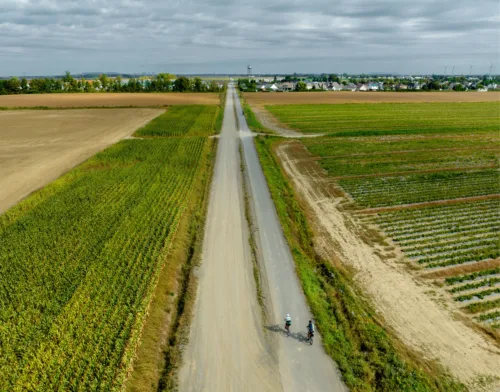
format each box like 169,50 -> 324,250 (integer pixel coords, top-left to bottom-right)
0,92 -> 220,108
0,105 -> 218,390
253,99 -> 500,388
0,109 -> 163,213
243,91 -> 500,106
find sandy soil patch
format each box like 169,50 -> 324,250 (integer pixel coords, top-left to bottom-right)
0,108 -> 163,213
275,140 -> 500,390
0,93 -> 219,108
244,91 -> 500,105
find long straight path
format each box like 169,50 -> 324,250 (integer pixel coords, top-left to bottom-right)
179,86 -> 282,391
179,86 -> 346,391
236,88 -> 346,391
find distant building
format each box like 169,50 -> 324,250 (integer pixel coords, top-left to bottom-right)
330,82 -> 342,91
343,83 -> 357,91
279,82 -> 295,92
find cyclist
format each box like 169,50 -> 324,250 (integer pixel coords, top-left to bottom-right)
306,319 -> 315,341
284,314 -> 292,335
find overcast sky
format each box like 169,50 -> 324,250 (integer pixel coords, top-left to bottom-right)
1,0 -> 499,76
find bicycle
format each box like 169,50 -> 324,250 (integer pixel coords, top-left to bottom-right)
307,331 -> 314,345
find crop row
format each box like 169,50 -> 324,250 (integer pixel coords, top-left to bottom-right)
135,105 -> 218,137
319,149 -> 498,177
476,310 -> 500,322
381,211 -> 499,239
464,298 -> 500,314
445,268 -> 500,285
426,249 -> 499,269
373,198 -> 498,222
455,287 -> 500,302
0,137 -> 207,390
392,225 -> 499,246
303,137 -> 498,159
375,199 -> 499,228
419,243 -> 499,265
407,237 -> 499,259
449,277 -> 500,293
339,169 -> 500,208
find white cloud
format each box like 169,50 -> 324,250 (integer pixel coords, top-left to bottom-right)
0,0 -> 498,75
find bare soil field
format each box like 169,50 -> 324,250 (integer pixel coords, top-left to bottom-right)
244,91 -> 500,105
0,93 -> 219,108
275,140 -> 500,390
0,108 -> 163,213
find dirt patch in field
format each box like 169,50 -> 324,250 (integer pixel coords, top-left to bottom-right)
0,108 -> 163,213
275,139 -> 500,388
0,93 -> 219,108
244,91 -> 500,105
250,105 -> 304,136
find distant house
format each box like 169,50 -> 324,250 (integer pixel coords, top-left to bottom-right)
368,82 -> 379,91
306,83 -> 314,90
408,82 -> 421,90
487,83 -> 498,90
357,84 -> 368,91
395,84 -> 408,90
343,83 -> 357,91
330,82 -> 342,91
279,82 -> 295,92
259,83 -> 279,92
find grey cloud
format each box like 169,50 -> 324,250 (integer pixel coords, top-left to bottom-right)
0,0 -> 498,76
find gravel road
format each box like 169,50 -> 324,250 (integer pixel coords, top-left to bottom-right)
179,86 -> 346,391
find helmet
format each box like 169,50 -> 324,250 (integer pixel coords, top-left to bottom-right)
287,314 -> 290,317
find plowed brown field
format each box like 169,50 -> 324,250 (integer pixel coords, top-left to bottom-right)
0,108 -> 163,212
0,93 -> 219,108
244,91 -> 500,105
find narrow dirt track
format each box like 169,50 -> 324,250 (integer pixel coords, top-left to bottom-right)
179,86 -> 346,391
178,87 -> 282,392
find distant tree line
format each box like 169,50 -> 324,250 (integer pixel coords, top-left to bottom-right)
0,72 -> 226,95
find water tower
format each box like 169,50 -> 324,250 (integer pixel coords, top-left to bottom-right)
247,65 -> 252,76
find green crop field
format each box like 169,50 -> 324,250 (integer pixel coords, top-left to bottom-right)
135,105 -> 219,137
294,101 -> 500,328
266,102 -> 500,135
0,105 -> 218,390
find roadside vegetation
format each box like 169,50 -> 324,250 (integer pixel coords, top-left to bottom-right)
266,102 -> 499,135
0,105 -> 219,390
238,93 -> 275,134
254,135 -> 465,391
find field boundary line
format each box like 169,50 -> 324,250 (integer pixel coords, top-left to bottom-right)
317,147 -> 500,159
328,165 -> 498,180
356,194 -> 500,214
